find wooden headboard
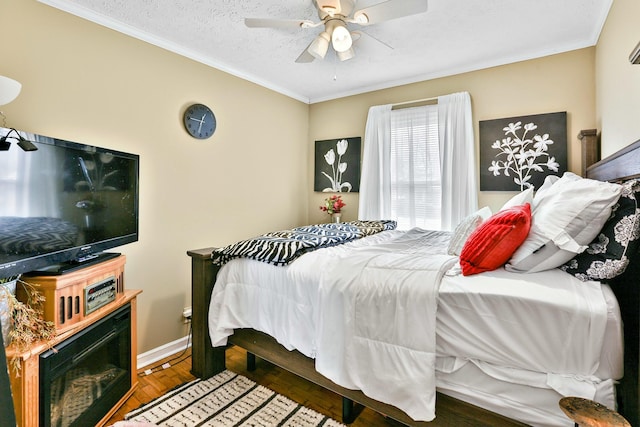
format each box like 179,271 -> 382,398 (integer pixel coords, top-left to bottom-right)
586,137 -> 640,426
587,138 -> 640,182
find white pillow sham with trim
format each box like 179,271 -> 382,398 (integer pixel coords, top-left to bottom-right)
505,172 -> 622,273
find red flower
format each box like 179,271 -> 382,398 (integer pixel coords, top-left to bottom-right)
321,195 -> 346,214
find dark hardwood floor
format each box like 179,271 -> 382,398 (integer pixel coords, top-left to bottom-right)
106,344 -> 400,426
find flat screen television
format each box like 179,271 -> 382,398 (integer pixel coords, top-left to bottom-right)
0,127 -> 139,278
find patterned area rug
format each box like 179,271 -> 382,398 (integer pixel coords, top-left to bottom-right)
125,370 -> 346,426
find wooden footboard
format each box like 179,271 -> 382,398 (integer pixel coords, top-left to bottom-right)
187,248 -> 526,426
187,247 -> 223,379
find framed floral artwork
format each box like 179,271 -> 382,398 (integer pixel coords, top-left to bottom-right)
479,111 -> 567,191
314,137 -> 361,192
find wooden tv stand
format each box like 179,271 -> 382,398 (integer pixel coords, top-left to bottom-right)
6,256 -> 141,427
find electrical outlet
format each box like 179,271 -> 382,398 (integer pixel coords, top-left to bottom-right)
182,306 -> 192,323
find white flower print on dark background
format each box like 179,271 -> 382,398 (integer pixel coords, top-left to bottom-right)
314,137 -> 361,192
479,112 -> 568,191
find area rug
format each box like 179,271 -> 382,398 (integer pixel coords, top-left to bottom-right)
125,370 -> 346,426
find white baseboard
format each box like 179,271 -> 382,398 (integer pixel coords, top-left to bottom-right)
137,335 -> 191,369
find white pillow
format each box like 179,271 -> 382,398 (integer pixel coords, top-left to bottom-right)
536,174 -> 561,193
532,175 -> 561,207
506,172 -> 622,273
447,206 -> 492,256
500,187 -> 534,211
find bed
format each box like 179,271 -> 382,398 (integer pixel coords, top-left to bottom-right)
187,130 -> 640,427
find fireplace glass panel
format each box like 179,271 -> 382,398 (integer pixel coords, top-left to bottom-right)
40,303 -> 131,427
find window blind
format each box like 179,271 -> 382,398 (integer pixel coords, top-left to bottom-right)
390,105 -> 441,230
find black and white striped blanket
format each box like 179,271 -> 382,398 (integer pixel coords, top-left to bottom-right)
211,220 -> 397,266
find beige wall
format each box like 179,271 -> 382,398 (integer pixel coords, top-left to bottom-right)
1,0 -> 310,353
309,49 -> 596,216
595,0 -> 640,157
3,0 -> 622,356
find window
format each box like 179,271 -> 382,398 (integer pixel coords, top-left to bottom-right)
390,105 -> 440,230
359,92 -> 476,230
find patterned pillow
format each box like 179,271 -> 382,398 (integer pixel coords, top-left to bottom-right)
561,179 -> 640,281
447,206 -> 492,256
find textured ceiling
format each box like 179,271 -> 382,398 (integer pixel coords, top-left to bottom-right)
38,0 -> 612,104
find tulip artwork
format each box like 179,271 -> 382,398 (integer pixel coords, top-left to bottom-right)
314,137 -> 361,193
322,139 -> 351,192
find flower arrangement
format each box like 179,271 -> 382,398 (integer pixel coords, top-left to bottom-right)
0,277 -> 56,374
320,195 -> 346,215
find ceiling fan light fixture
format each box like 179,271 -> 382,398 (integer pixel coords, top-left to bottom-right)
337,47 -> 355,61
308,31 -> 330,59
331,23 -> 352,52
353,12 -> 369,25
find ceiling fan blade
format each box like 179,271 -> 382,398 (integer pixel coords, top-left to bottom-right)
352,30 -> 393,51
353,0 -> 428,26
245,18 -> 314,29
295,42 -> 317,63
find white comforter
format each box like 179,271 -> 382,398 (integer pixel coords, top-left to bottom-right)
315,229 -> 456,421
208,228 -> 614,423
209,228 -> 456,421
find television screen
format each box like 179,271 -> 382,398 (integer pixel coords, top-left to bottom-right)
0,127 -> 139,278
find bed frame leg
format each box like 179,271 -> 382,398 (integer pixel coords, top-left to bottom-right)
342,397 -> 355,424
247,352 -> 256,371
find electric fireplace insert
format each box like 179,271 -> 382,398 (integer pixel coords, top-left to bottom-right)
39,303 -> 132,427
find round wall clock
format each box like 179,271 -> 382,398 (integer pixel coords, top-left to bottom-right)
183,103 -> 216,139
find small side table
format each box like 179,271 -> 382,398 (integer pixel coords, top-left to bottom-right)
559,397 -> 631,427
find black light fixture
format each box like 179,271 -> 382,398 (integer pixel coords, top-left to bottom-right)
630,40 -> 640,64
0,128 -> 38,151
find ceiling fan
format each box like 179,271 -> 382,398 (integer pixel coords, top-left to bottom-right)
245,0 -> 428,63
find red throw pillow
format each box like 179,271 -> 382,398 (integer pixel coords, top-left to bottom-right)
460,203 -> 532,276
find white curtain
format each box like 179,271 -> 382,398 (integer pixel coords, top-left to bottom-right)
358,104 -> 392,220
359,92 -> 478,230
437,92 -> 478,230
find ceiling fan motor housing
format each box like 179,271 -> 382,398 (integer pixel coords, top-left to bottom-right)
316,0 -> 356,19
